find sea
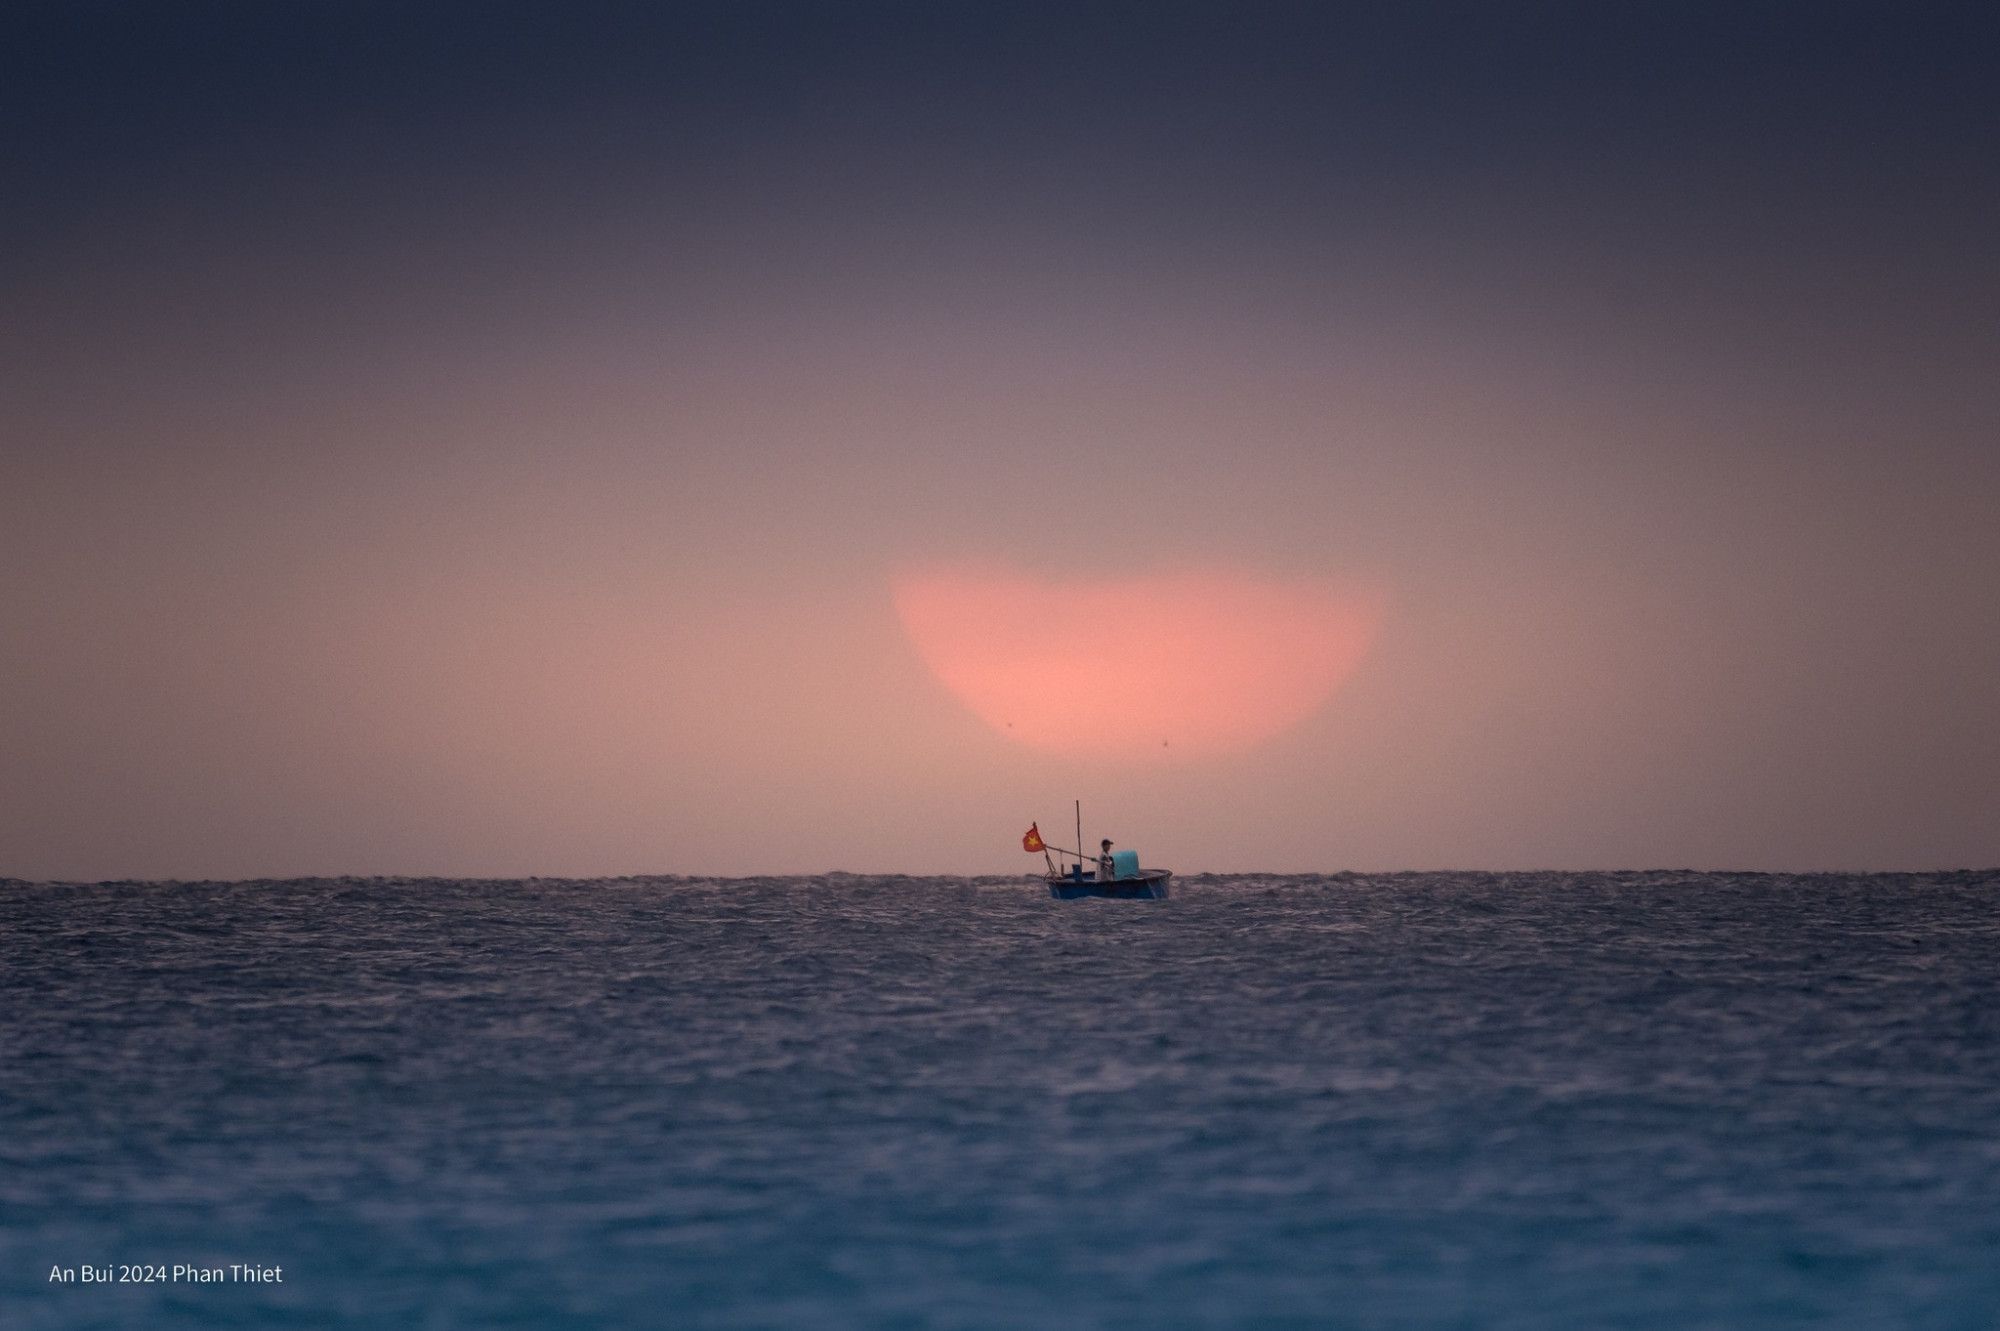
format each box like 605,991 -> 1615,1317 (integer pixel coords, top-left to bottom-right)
4,872 -> 1997,1329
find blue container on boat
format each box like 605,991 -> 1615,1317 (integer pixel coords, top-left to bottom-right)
1110,850 -> 1140,880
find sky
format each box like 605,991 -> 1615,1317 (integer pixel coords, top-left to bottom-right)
3,1 -> 1997,878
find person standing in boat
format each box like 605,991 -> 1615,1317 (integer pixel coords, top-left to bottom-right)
1098,839 -> 1115,882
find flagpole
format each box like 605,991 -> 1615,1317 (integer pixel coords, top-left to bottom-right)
1075,800 -> 1083,881
1026,823 -> 1084,868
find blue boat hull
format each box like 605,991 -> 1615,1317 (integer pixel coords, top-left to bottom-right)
1047,869 -> 1172,900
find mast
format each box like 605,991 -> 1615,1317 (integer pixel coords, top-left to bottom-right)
1075,800 -> 1083,879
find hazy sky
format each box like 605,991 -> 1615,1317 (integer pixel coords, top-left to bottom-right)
4,2 -> 1997,878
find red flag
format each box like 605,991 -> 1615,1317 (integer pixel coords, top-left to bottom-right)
1022,823 -> 1046,853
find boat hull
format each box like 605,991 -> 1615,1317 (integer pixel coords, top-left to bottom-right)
1047,869 -> 1172,900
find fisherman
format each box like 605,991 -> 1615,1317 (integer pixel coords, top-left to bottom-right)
1098,839 -> 1115,881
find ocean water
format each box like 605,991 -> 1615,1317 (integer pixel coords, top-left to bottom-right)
4,871 -> 1998,1329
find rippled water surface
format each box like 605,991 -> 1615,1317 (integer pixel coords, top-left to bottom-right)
5,872 -> 1998,1328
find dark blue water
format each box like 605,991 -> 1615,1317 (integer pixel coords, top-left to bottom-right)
5,872 -> 1998,1328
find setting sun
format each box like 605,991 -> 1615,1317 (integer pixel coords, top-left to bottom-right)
893,569 -> 1382,760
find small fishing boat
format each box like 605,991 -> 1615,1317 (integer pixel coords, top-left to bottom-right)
1024,802 -> 1172,900
1046,862 -> 1173,900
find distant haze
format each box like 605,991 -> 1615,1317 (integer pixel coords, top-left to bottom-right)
2,4 -> 1996,877
895,569 -> 1381,761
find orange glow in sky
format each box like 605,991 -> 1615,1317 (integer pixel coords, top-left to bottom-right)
893,569 -> 1382,760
